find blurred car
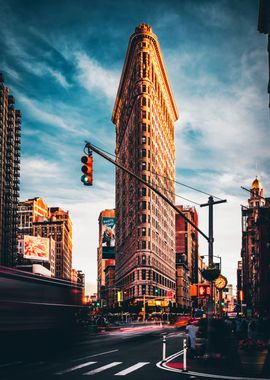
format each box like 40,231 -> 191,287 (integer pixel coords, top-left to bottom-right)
174,316 -> 200,329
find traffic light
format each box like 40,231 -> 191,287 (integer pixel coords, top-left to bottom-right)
220,300 -> 225,307
81,154 -> 93,186
197,284 -> 211,298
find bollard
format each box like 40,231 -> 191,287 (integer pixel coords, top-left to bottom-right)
162,335 -> 167,360
182,338 -> 188,372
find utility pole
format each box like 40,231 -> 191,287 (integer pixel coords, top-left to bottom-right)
200,196 -> 227,269
143,294 -> 146,322
200,196 -> 226,317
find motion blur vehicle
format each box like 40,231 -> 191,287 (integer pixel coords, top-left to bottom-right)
174,315 -> 191,328
0,266 -> 83,332
174,315 -> 201,329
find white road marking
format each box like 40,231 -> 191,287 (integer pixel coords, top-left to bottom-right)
55,361 -> 97,375
114,362 -> 150,376
72,349 -> 119,362
83,362 -> 122,375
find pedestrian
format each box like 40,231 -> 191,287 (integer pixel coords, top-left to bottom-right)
186,320 -> 199,357
239,318 -> 248,339
248,319 -> 257,339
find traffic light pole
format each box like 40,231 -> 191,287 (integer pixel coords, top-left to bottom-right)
85,141 -> 226,322
85,141 -> 209,242
200,197 -> 226,318
200,196 -> 226,268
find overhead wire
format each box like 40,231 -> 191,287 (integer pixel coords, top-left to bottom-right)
87,142 -> 223,203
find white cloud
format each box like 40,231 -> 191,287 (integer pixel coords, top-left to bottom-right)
75,52 -> 119,100
17,94 -> 87,135
47,67 -> 70,89
20,61 -> 71,89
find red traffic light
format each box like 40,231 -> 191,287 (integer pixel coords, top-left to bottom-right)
198,284 -> 211,298
81,155 -> 93,186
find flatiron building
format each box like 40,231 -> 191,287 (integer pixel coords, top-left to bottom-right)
112,24 -> 178,302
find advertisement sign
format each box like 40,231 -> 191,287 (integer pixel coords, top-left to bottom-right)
23,235 -> 50,261
102,217 -> 115,259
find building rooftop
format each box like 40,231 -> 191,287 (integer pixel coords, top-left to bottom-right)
251,176 -> 263,190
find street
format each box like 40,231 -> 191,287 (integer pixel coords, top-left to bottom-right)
0,325 -> 194,380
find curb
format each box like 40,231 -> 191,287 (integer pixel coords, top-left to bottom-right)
156,351 -> 270,380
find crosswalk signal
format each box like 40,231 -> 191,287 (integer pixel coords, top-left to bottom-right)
81,154 -> 93,186
198,284 -> 211,298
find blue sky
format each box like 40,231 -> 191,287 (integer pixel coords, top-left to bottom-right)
0,0 -> 269,294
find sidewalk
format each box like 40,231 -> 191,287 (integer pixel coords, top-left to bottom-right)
165,338 -> 270,378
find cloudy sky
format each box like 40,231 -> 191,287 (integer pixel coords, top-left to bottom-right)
0,0 -> 269,294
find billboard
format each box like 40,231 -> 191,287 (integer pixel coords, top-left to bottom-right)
23,235 -> 50,262
102,217 -> 115,259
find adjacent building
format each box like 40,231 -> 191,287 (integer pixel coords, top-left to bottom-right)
18,197 -> 49,238
175,205 -> 199,311
0,74 -> 21,266
18,198 -> 72,280
97,209 -> 116,305
33,207 -> 72,280
112,23 -> 178,303
104,259 -> 116,309
240,177 -> 270,317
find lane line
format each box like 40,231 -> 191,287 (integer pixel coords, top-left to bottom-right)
72,349 -> 119,362
55,361 -> 97,375
83,362 -> 122,375
114,362 -> 150,376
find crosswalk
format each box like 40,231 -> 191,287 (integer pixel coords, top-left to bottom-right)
55,361 -> 150,376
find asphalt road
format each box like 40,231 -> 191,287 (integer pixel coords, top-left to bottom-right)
0,325 -> 194,380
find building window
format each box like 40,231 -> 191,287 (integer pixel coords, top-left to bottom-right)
142,187 -> 146,196
142,284 -> 146,295
142,123 -> 147,131
142,85 -> 146,92
142,241 -> 146,249
142,136 -> 146,144
142,162 -> 146,170
142,97 -> 147,106
142,149 -> 146,157
142,227 -> 146,236
142,270 -> 146,280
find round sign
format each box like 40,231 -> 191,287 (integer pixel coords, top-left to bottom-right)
214,275 -> 227,290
